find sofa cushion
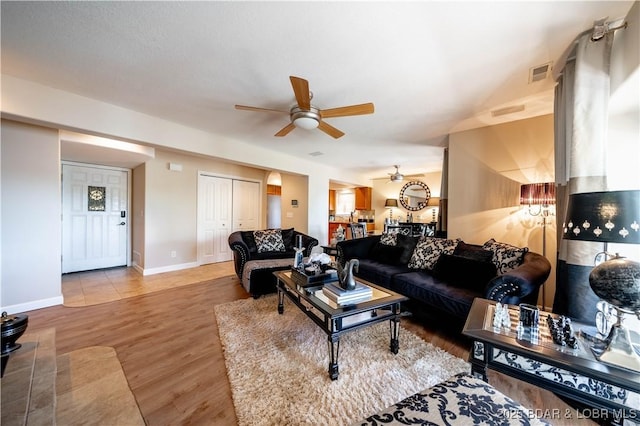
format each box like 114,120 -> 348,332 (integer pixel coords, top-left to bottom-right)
433,254 -> 497,291
408,237 -> 458,270
482,238 -> 529,274
369,242 -> 405,265
354,259 -> 411,288
453,241 -> 493,263
392,271 -> 481,319
254,229 -> 286,253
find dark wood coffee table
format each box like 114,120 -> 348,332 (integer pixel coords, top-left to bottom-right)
463,298 -> 640,425
274,270 -> 408,380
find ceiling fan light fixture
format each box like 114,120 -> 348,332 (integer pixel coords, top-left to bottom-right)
388,165 -> 404,182
291,106 -> 320,130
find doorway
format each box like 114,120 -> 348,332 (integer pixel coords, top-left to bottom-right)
61,163 -> 130,273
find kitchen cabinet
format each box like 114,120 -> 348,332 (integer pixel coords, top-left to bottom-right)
354,187 -> 372,210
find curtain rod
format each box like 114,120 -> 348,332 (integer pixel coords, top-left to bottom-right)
552,18 -> 628,81
591,20 -> 628,41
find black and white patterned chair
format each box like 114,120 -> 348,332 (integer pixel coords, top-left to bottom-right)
357,373 -> 550,426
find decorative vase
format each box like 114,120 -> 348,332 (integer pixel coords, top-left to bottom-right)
337,259 -> 359,291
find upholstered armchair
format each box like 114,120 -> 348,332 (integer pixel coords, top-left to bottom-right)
228,228 -> 318,297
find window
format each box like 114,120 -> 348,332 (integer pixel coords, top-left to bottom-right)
335,192 -> 355,215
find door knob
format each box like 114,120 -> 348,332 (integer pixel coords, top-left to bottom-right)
119,222 -> 126,226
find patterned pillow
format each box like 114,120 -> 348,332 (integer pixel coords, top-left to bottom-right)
253,229 -> 286,253
482,238 -> 529,274
379,233 -> 397,246
408,237 -> 459,270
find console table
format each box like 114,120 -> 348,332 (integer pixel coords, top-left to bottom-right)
463,298 -> 640,425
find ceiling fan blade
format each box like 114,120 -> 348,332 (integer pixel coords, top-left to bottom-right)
290,76 -> 311,110
274,122 -> 296,137
320,103 -> 374,118
235,105 -> 289,113
318,121 -> 345,139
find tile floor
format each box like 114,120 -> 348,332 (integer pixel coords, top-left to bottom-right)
61,261 -> 236,307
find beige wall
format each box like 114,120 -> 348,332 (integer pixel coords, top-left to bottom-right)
132,163 -> 145,269
139,149 -> 268,272
280,173 -> 309,233
371,171 -> 442,231
448,114 -> 555,309
1,120 -> 63,311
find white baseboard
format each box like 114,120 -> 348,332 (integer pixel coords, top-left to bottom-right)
1,295 -> 64,314
140,261 -> 199,276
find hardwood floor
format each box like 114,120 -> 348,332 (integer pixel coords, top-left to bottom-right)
21,262 -> 593,425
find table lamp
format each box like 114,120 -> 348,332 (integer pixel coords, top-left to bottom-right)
385,198 -> 398,221
562,190 -> 640,372
426,197 -> 440,223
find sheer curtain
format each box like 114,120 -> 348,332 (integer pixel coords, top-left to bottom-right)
553,30 -> 614,323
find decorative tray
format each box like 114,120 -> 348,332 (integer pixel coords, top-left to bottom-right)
291,266 -> 338,287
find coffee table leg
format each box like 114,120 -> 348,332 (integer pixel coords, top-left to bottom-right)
389,317 -> 400,354
277,287 -> 284,314
328,335 -> 340,380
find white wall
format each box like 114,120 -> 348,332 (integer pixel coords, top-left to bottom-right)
1,120 -> 63,312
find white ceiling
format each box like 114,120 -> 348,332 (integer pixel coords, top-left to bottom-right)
1,1 -> 634,179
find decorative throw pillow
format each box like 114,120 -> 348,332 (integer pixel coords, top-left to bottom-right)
280,228 -> 295,250
241,230 -> 258,254
379,232 -> 397,246
453,241 -> 494,263
396,234 -> 420,265
482,238 -> 529,274
408,237 -> 459,270
253,229 -> 286,253
369,243 -> 405,265
433,254 -> 497,291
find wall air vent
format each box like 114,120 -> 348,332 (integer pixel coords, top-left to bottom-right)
529,62 -> 552,83
491,105 -> 525,117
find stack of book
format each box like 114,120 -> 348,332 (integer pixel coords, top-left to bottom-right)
322,282 -> 373,305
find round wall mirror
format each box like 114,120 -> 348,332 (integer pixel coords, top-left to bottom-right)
399,181 -> 431,211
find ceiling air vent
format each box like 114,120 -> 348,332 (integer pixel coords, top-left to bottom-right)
491,104 -> 525,117
529,62 -> 552,83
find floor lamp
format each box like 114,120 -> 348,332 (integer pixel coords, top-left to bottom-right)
520,182 -> 556,310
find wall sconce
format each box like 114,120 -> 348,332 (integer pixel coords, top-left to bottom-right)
562,190 -> 640,372
384,198 -> 398,221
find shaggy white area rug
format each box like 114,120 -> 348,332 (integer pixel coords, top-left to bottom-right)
214,295 -> 470,426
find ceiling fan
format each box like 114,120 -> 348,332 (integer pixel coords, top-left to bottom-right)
388,165 -> 404,183
235,76 -> 374,139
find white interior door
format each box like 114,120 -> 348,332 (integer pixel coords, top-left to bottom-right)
62,163 -> 129,273
197,174 -> 233,264
232,180 -> 260,231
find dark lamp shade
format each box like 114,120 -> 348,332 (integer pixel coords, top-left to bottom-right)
563,190 -> 640,244
384,198 -> 398,208
520,182 -> 556,206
